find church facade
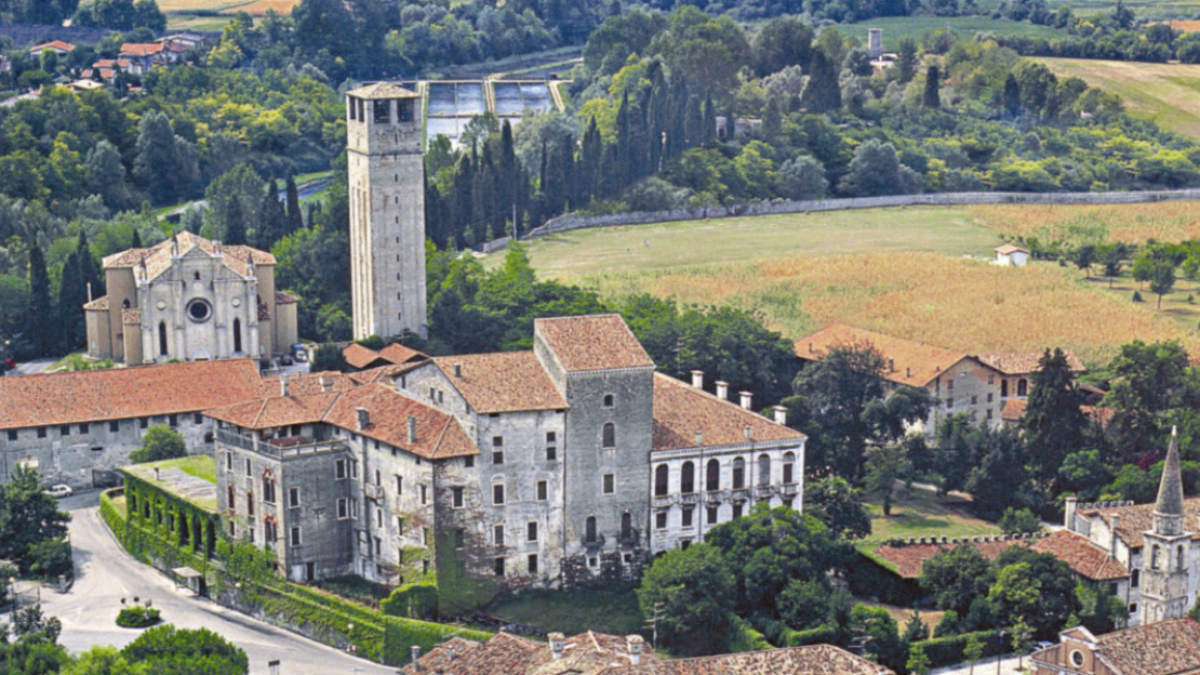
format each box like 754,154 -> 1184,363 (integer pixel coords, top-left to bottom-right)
84,232 -> 298,365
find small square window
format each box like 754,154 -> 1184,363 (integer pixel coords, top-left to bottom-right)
452,486 -> 464,508
682,508 -> 694,527
537,480 -> 548,501
338,499 -> 348,519
707,506 -> 718,524
336,459 -> 347,479
37,427 -> 46,439
493,484 -> 505,506
527,521 -> 538,542
546,446 -> 557,461
465,456 -> 475,468
733,503 -> 744,519
603,474 -> 615,494
493,450 -> 504,465
6,430 -> 16,441
61,425 -> 69,436
493,435 -> 503,447
195,413 -> 203,424
139,418 -> 148,429
546,431 -> 556,443
109,420 -> 119,433
656,512 -> 667,529
169,414 -> 178,427
494,557 -> 505,577
603,394 -> 614,407
79,423 -> 89,434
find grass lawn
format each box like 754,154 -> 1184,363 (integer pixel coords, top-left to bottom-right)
833,16 -> 1065,50
170,455 -> 218,483
967,201 -> 1200,245
1037,58 -> 1200,143
862,487 -> 1002,544
484,588 -> 643,636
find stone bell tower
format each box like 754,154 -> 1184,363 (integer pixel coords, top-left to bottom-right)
1141,426 -> 1192,625
345,82 -> 427,340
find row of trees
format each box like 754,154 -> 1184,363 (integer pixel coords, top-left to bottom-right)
0,0 -> 164,30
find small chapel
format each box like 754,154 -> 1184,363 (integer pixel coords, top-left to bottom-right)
84,231 -> 298,365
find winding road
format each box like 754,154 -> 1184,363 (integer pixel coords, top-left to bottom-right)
29,491 -> 396,675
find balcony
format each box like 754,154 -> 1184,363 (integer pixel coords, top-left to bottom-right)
754,486 -> 775,500
679,492 -> 701,505
781,484 -> 800,497
364,483 -> 384,502
216,428 -> 346,459
582,534 -> 606,551
617,527 -> 641,548
652,493 -> 676,508
730,488 -> 751,503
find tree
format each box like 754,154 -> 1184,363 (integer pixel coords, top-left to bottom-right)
285,171 -> 303,234
895,38 -> 918,83
774,155 -> 828,201
120,624 -> 248,675
26,244 -> 54,357
1002,73 -> 1021,116
1149,258 -> 1177,309
907,644 -> 931,675
129,426 -> 187,464
778,578 -> 833,631
1101,340 -> 1190,462
800,47 -> 841,114
311,343 -> 349,372
864,445 -> 911,516
850,605 -> 907,673
1183,252 -> 1200,289
636,543 -> 735,656
920,545 -> 994,617
0,465 -> 70,572
838,139 -> 922,197
133,111 -> 182,205
1073,244 -> 1096,278
1099,243 -> 1124,288
990,547 -> 1081,636
805,477 -> 871,540
923,65 -> 941,109
963,633 -> 985,675
902,610 -> 928,643
752,16 -> 814,77
1021,348 -> 1088,486
999,507 -> 1042,535
965,426 -> 1031,518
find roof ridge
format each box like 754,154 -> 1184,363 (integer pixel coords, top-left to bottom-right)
653,372 -> 788,429
809,322 -> 969,358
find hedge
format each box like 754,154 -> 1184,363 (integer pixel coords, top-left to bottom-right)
381,583 -> 439,620
846,553 -> 923,606
914,629 -> 1006,669
728,615 -> 773,653
782,624 -> 840,647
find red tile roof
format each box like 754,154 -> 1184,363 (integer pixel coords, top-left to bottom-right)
206,392 -> 339,429
1029,530 -> 1128,581
379,342 -> 424,364
119,43 -> 164,57
84,296 -> 108,311
994,244 -> 1029,255
1077,497 -> 1200,549
607,644 -> 893,675
347,363 -> 420,385
343,343 -> 383,370
872,539 -> 1035,580
29,41 -> 75,53
796,324 -> 977,388
103,231 -> 274,282
0,359 -> 263,431
652,373 -> 804,451
431,352 -> 567,414
342,343 -> 426,370
976,350 -> 1085,375
1092,618 -> 1200,675
1001,398 -> 1025,422
536,315 -> 654,372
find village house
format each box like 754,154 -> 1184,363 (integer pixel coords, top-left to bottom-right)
994,243 -> 1030,266
27,41 -> 75,59
117,43 -> 167,75
977,349 -> 1085,401
795,324 -> 1003,433
208,314 -> 806,587
1029,618 -> 1200,675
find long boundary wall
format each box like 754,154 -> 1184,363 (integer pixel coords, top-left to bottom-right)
524,188 -> 1200,239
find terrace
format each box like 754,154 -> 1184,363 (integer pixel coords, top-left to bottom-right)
422,78 -> 564,148
215,428 -> 347,460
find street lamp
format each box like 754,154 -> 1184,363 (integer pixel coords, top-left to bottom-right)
997,630 -> 1007,675
9,576 -> 15,615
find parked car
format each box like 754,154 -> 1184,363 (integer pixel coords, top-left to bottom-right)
280,354 -> 294,366
44,484 -> 73,499
1032,641 -> 1054,653
292,344 -> 308,362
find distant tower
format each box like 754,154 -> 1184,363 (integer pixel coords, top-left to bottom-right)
1141,426 -> 1191,625
868,28 -> 884,60
345,82 -> 427,340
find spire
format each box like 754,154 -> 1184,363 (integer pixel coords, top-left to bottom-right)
1154,426 -> 1185,518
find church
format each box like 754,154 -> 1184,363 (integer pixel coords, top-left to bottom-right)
84,231 -> 298,365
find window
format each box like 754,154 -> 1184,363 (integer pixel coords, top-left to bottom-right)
707,459 -> 720,491
603,474 -> 615,494
546,431 -> 556,443
139,417 -> 148,429
351,460 -> 358,479
452,487 -> 464,508
732,458 -> 745,489
987,409 -> 993,420
336,459 -> 347,479
169,414 -> 178,427
655,512 -> 667,529
493,525 -> 505,546
987,393 -> 993,403
420,484 -> 427,504
374,536 -> 382,556
946,398 -> 954,409
546,446 -> 557,461
374,469 -> 381,486
264,518 -> 277,544
546,432 -> 557,460
288,487 -> 299,508
602,422 -> 616,448
493,435 -> 503,448
1001,380 -> 1009,397
733,503 -> 743,519
262,477 -> 276,503
79,423 -> 89,434
5,430 -> 15,441
397,517 -> 405,533
245,458 -> 252,476
338,498 -> 348,519
37,427 -> 46,439
585,516 -> 597,543
1109,582 -> 1119,595
707,506 -> 718,524
537,481 -> 548,501
681,462 -> 695,493
376,507 -> 383,528
493,483 -> 505,505
290,527 -> 301,546
603,394 -> 614,407
527,554 -> 538,575
1132,569 -> 1140,588
195,413 -> 203,424
465,456 -> 474,468
227,485 -> 235,510
350,500 -> 358,519
1017,379 -> 1028,396
1070,651 -> 1085,668
248,526 -> 255,543
947,380 -> 954,391
61,425 -> 69,436
621,512 -> 632,538
1129,603 -> 1138,614
395,475 -> 403,494
758,454 -> 771,486
654,465 -> 668,496
527,521 -> 538,542
783,452 -> 796,484
493,450 -> 504,465
454,529 -> 465,549
373,99 -> 390,123
987,373 -> 994,385
494,557 -> 505,577
682,507 -> 694,527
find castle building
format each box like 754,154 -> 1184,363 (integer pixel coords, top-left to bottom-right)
346,82 -> 427,340
1065,428 -> 1198,626
208,314 -> 806,586
84,232 -> 298,365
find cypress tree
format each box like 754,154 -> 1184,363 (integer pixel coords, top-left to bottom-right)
131,227 -> 143,249
923,65 -> 941,109
614,93 -> 632,193
800,48 -> 842,114
256,182 -> 287,250
580,118 -> 602,203
58,250 -> 85,351
1003,73 -> 1021,116
27,244 -> 54,357
285,171 -> 303,234
224,196 -> 247,245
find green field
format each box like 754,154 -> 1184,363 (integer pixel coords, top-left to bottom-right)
834,16 -> 1066,50
485,588 -> 642,636
1038,58 -> 1200,143
862,487 -> 1002,544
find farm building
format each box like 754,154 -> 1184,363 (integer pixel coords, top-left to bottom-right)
994,243 -> 1029,266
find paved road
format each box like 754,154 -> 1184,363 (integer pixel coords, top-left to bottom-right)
30,491 -> 396,675
7,358 -> 56,376
932,654 -> 1029,675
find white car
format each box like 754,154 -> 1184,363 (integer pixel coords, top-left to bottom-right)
43,484 -> 73,499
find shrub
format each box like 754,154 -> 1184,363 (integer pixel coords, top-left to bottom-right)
116,605 -> 162,628
1133,291 -> 1143,302
381,584 -> 438,620
999,507 -> 1042,535
28,538 -> 73,578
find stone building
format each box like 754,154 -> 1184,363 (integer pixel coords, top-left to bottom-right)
84,232 -> 298,365
208,314 -> 806,588
1029,618 -> 1200,675
977,349 -> 1085,401
1064,429 -> 1199,626
346,82 -> 427,340
795,324 -> 1003,432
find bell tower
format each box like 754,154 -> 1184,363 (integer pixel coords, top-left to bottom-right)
1140,426 -> 1191,625
346,82 -> 427,340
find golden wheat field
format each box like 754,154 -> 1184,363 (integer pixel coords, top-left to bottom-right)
968,202 -> 1200,244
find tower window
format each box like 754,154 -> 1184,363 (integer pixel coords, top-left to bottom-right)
374,100 -> 390,123
398,99 -> 414,122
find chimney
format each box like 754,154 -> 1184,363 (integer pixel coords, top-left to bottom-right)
1109,515 -> 1119,560
905,367 -> 911,378
154,467 -> 160,481
320,376 -> 333,393
355,407 -> 370,431
280,375 -> 289,397
448,645 -> 456,661
411,645 -> 421,671
744,426 -> 752,440
627,635 -> 644,666
716,381 -> 729,400
888,358 -> 895,372
694,432 -> 703,446
549,633 -> 565,660
691,370 -> 704,389
808,341 -> 813,353
1064,496 -> 1077,530
454,362 -> 462,378
773,405 -> 787,426
739,391 -> 753,410
407,416 -> 417,444
87,282 -> 93,303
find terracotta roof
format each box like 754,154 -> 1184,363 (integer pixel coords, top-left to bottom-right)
994,244 -> 1029,255
1029,530 -> 1128,581
94,59 -> 132,69
606,644 -> 893,675
275,291 -> 297,305
379,342 -> 425,364
872,539 -> 1033,580
1001,398 -> 1025,422
348,363 -> 420,385
652,373 -> 804,451
119,43 -> 164,57
102,231 -> 274,283
206,392 -> 339,429
0,359 -> 263,431
122,308 -> 141,325
344,342 -> 427,370
255,371 -> 357,397
976,350 -> 1085,375
795,324 -> 977,388
323,384 -> 477,459
431,353 -> 567,414
344,343 -> 385,370
347,82 -> 420,99
29,41 -> 75,53
84,296 -> 108,311
1092,618 -> 1200,675
535,315 -> 654,372
1077,497 -> 1200,549
1082,405 -> 1114,428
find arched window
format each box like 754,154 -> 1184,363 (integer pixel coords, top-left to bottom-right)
158,322 -> 169,356
707,459 -> 720,492
585,516 -> 597,543
603,394 -> 614,407
121,298 -> 131,309
602,422 -> 616,448
654,465 -> 669,497
1001,380 -> 1008,397
233,318 -> 243,353
621,512 -> 632,539
758,454 -> 771,486
1152,545 -> 1161,570
227,485 -> 235,510
783,452 -> 796,484
264,515 -> 278,544
681,461 -> 695,494
732,458 -> 745,489
1017,379 -> 1028,397
1131,568 -> 1140,588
